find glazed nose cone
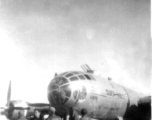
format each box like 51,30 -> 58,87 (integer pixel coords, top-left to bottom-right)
48,77 -> 71,105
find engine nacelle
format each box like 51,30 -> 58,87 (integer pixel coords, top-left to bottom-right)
7,100 -> 28,120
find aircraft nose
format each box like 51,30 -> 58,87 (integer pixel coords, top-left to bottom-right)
48,77 -> 71,105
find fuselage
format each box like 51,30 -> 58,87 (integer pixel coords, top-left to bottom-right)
47,71 -> 144,120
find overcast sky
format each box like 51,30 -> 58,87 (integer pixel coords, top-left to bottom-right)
0,0 -> 151,106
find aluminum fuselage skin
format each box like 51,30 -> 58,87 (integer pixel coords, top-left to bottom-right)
48,71 -> 144,120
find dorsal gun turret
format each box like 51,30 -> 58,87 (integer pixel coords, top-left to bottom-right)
81,64 -> 94,74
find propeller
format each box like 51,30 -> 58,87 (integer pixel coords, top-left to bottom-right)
0,80 -> 50,119
0,80 -> 29,119
0,80 -> 11,111
0,80 -> 11,117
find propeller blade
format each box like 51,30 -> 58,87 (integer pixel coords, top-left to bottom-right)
6,80 -> 11,106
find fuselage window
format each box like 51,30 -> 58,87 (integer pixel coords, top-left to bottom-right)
78,75 -> 86,80
84,74 -> 91,80
65,73 -> 74,78
58,72 -> 68,77
70,76 -> 79,81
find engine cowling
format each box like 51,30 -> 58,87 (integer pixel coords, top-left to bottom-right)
6,100 -> 28,120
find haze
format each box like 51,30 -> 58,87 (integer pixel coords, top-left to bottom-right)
0,0 -> 151,109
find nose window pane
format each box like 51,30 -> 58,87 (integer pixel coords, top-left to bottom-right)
60,84 -> 71,98
51,84 -> 58,90
84,74 -> 91,80
78,75 -> 86,80
60,84 -> 71,104
49,93 -> 57,105
52,90 -> 60,105
60,92 -> 69,104
57,77 -> 68,86
70,76 -> 79,81
65,73 -> 74,78
52,77 -> 68,86
50,79 -> 56,84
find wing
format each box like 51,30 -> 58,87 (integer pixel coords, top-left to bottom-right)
0,81 -> 51,120
26,103 -> 51,117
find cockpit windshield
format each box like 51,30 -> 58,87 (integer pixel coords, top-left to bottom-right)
62,71 -> 95,81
